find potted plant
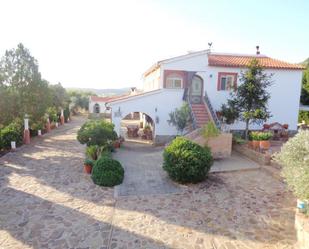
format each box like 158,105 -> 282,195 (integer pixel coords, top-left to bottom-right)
113,139 -> 121,149
84,159 -> 94,174
250,131 -> 260,149
143,125 -> 152,140
259,132 -> 272,150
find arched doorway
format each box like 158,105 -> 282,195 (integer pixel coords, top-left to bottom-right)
120,112 -> 154,144
190,75 -> 203,104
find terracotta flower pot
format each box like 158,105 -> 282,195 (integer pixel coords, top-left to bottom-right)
113,141 -> 120,149
84,164 -> 92,174
260,140 -> 270,150
252,140 -> 260,149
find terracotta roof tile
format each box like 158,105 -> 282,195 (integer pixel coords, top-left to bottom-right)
208,54 -> 305,70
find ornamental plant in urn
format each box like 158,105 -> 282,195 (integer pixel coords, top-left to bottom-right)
250,131 -> 261,149
259,132 -> 272,150
84,159 -> 94,174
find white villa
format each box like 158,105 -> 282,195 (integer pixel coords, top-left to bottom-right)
89,49 -> 304,144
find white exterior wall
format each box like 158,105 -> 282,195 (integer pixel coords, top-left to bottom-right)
161,53 -> 302,131
143,68 -> 161,91
202,66 -> 302,130
161,53 -> 208,73
89,101 -> 107,114
108,89 -> 184,136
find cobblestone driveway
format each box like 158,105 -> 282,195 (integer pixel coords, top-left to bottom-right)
0,117 -> 297,249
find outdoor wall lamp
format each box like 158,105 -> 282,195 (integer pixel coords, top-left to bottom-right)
155,116 -> 159,124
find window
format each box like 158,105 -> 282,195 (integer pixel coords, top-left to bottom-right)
166,77 -> 183,88
218,73 -> 237,91
94,103 -> 100,113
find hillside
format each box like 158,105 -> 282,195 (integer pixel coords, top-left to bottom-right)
66,87 -> 131,96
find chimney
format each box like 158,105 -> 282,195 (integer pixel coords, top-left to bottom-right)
130,87 -> 137,95
256,45 -> 260,55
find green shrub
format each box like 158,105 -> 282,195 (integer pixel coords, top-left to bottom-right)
233,133 -> 246,144
274,130 -> 309,202
77,120 -> 117,147
30,120 -> 44,136
250,131 -> 272,141
85,145 -> 112,160
84,158 -> 94,166
0,119 -> 23,149
249,131 -> 261,141
163,137 -> 213,183
167,103 -> 191,134
46,107 -> 58,122
91,156 -> 124,187
258,132 -> 272,141
201,121 -> 220,143
64,107 -> 70,122
299,110 -> 309,124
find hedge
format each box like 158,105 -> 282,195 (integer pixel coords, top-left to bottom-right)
0,119 -> 23,150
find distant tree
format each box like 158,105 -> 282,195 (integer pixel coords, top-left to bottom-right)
0,43 -> 50,122
300,59 -> 309,105
67,90 -> 96,113
219,59 -> 272,140
168,103 -> 192,135
49,82 -> 69,110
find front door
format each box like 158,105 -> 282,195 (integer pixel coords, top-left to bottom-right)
190,75 -> 203,104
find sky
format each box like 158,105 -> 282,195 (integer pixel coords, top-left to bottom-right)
0,0 -> 308,89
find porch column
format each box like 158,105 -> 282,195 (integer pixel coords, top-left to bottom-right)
23,116 -> 30,144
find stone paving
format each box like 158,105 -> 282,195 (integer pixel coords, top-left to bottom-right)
0,117 -> 297,249
113,143 -> 182,197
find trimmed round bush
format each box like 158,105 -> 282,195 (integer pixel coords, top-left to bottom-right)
91,156 -> 124,187
163,137 -> 213,183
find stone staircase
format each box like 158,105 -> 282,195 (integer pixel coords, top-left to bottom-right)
191,104 -> 212,128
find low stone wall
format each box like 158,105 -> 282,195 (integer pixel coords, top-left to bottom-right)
185,130 -> 232,159
88,113 -> 111,119
295,212 -> 309,249
154,135 -> 175,146
233,144 -> 271,165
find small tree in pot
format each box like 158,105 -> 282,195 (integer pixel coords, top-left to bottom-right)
219,59 -> 272,140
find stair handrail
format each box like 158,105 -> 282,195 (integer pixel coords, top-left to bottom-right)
187,100 -> 197,130
203,91 -> 220,128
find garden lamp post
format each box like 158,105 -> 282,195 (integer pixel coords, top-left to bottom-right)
60,109 -> 65,125
46,116 -> 51,132
23,114 -> 30,144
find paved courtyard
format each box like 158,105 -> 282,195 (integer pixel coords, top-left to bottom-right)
0,117 -> 297,249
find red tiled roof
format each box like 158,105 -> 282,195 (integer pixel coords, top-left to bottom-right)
208,54 -> 305,70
